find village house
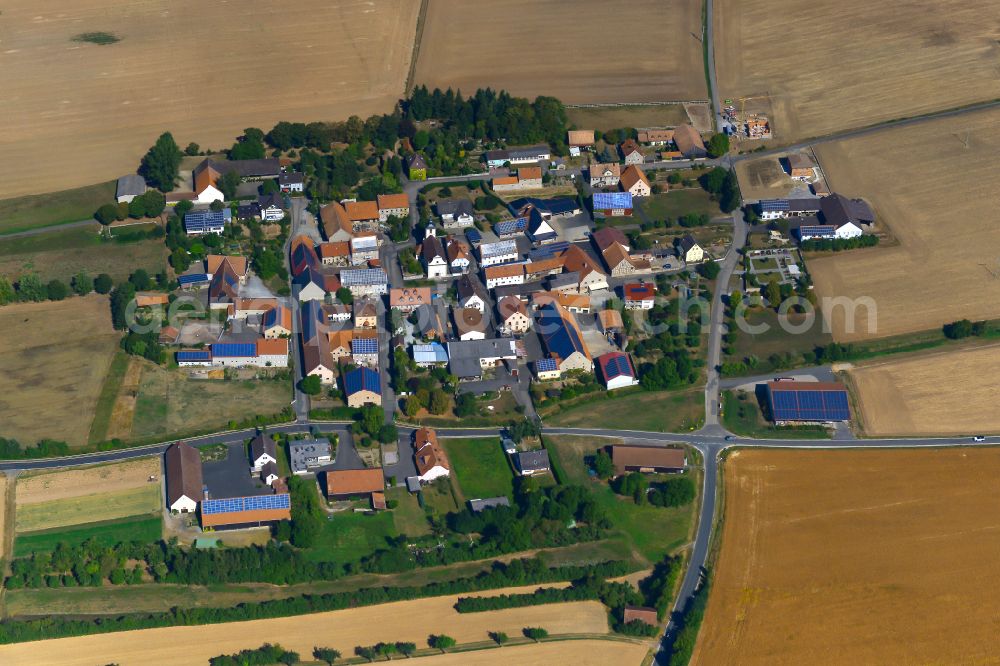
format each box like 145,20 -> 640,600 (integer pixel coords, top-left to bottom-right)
351,336 -> 379,368
479,239 -> 519,267
322,302 -> 352,323
377,193 -> 410,222
597,308 -> 624,335
484,144 -> 551,168
250,433 -> 278,473
562,245 -> 610,293
620,139 -> 643,165
589,163 -> 621,188
624,283 -> 656,310
446,237 -> 471,274
457,274 -> 488,312
262,305 -> 292,338
184,208 -> 230,235
412,342 -> 449,367
497,295 -> 531,335
484,262 -> 526,290
288,439 -> 332,475
390,287 -> 431,313
567,129 -> 595,148
407,153 -> 428,181
323,468 -> 384,500
326,329 -> 354,361
354,298 -> 378,328
455,306 -> 489,341
678,235 -> 705,264
637,129 -> 675,146
279,171 -> 304,192
603,241 -> 652,277
340,268 -> 388,298
294,266 -> 340,302
413,428 -> 451,483
320,201 -> 354,243
350,234 -> 379,266
537,301 -> 593,372
526,208 -> 558,244
612,445 -> 687,475
437,199 -> 475,229
515,450 -> 550,476
290,238 -> 320,277
533,356 -> 561,381
787,154 -> 817,181
165,442 -> 202,513
230,297 -> 277,320
446,338 -> 518,380
591,227 -> 630,255
318,241 -> 351,266
345,200 -> 380,232
258,192 -> 285,222
344,366 -> 382,407
619,165 -> 651,197
672,124 -> 707,158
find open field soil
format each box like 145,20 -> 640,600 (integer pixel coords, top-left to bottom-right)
547,388 -> 704,433
847,344 -> 1000,436
17,457 -> 160,505
414,0 -> 706,105
714,0 -> 1000,142
0,592 -> 609,665
693,448 -> 1000,665
0,0 -> 420,199
130,361 -> 291,441
566,105 -> 691,132
0,295 -> 120,446
807,108 -> 1000,341
0,226 -> 166,284
379,640 -> 651,666
734,154 -> 810,203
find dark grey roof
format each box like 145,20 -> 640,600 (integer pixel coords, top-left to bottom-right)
250,434 -> 276,463
469,496 -> 511,512
450,356 -> 485,379
787,198 -> 821,213
237,202 -> 262,219
819,193 -> 875,227
516,449 -> 550,472
679,235 -> 698,252
494,281 -> 545,300
258,192 -> 285,209
422,236 -> 446,263
408,154 -> 428,169
447,338 -> 517,362
457,274 -> 487,303
196,158 -> 280,179
437,198 -> 474,218
116,174 -> 146,198
279,172 -> 304,185
547,272 -> 579,289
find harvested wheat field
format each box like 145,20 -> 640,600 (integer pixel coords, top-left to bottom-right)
414,0 -> 706,105
693,448 -> 1000,665
0,593 -> 609,666
0,0 -> 419,198
387,640 -> 650,666
0,295 -> 120,446
714,0 -> 1000,141
847,344 -> 1000,436
17,456 -> 160,505
808,107 -> 1000,341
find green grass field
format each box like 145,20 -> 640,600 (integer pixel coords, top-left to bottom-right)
547,388 -> 704,432
0,224 -> 165,283
387,487 -> 430,537
13,515 -> 162,557
0,180 -> 115,235
87,351 -> 130,444
441,438 -> 514,500
634,189 -> 719,222
726,308 -> 832,364
303,511 -> 397,564
16,485 -> 162,533
421,476 -> 462,515
721,390 -> 831,439
544,436 -> 696,563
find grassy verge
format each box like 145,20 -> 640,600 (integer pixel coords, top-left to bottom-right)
0,181 -> 115,235
441,438 -> 514,500
87,351 -> 130,445
13,515 -> 162,557
546,388 -> 704,432
721,390 -> 830,439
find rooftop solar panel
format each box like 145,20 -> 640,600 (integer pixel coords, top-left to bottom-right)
536,357 -> 558,372
593,192 -> 632,209
177,350 -> 211,361
345,366 -> 380,395
212,342 -> 256,357
769,385 -> 850,422
352,338 -> 379,355
202,493 -> 290,515
759,199 -> 789,212
178,273 -> 210,285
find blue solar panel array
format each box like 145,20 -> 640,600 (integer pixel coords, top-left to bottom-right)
799,226 -> 835,239
529,242 -> 569,261
352,337 -> 379,355
178,273 -> 210,286
300,300 -> 324,342
601,353 -> 633,380
535,357 -> 558,372
494,218 -> 528,236
759,199 -> 790,212
202,493 -> 290,515
184,209 -> 228,234
593,192 -> 632,210
345,366 -> 380,395
769,386 -> 850,422
212,342 -> 256,357
177,350 -> 211,362
465,228 -> 482,244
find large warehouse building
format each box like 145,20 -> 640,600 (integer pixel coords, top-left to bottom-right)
200,494 -> 291,530
765,381 -> 850,424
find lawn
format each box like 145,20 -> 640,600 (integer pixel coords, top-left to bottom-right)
303,510 -> 398,564
546,387 -> 704,432
544,436 -> 697,563
634,189 -> 719,222
386,487 -> 430,537
15,485 -> 162,533
13,515 -> 163,557
131,362 -> 292,442
421,476 -> 462,515
0,224 -> 166,284
725,307 -> 833,366
0,180 -> 115,235
721,390 -> 831,439
441,438 -> 515,500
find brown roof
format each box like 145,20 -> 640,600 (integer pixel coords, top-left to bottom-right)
787,153 -> 815,169
624,283 -> 655,301
207,255 -> 248,277
591,226 -> 629,253
455,307 -> 488,335
414,428 -> 450,476
623,605 -> 659,627
518,166 -> 542,181
159,325 -> 180,343
447,238 -> 470,263
390,287 -> 431,308
302,340 -> 335,373
320,201 -> 353,238
193,162 -> 221,194
497,295 -> 527,321
590,163 -> 621,179
612,446 -> 687,474
134,292 -> 169,307
165,442 -> 203,507
766,380 -> 847,392
256,338 -> 289,356
324,468 -> 384,497
597,309 -> 624,330
318,241 -> 351,259
672,124 -> 706,155
377,193 -> 410,211
235,297 -> 278,312
525,257 -> 565,278
346,200 -> 379,222
492,176 -> 519,186
620,138 -> 641,156
603,241 -> 635,270
485,263 -> 525,279
326,329 -> 354,355
567,129 -> 595,146
637,129 -> 675,143
201,503 -> 291,528
355,298 -> 378,319
556,292 -> 590,310
371,492 -> 387,510
619,165 -> 650,192
562,245 -> 604,279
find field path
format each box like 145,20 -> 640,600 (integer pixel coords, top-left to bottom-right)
0,473 -> 14,618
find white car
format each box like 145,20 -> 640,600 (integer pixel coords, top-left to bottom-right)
973,436 -> 987,442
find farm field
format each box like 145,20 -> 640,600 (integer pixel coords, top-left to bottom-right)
414,0 -> 706,105
847,344 -> 1000,436
547,388 -> 704,433
0,0 -> 420,199
0,475 -> 9,559
13,515 -> 162,558
15,486 -> 160,533
808,107 -> 1000,340
442,437 -> 515,500
693,448 -> 1000,665
16,456 -> 161,504
566,104 -> 691,132
376,640 -> 651,666
0,593 -> 609,666
0,181 -> 115,235
0,225 -> 166,284
0,295 -> 120,446
714,0 -> 1000,141
130,361 -> 291,441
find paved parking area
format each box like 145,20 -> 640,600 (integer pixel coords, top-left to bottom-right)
202,443 -> 271,498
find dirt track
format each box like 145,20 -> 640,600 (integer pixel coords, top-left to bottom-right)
694,448 -> 1000,664
0,0 -> 420,198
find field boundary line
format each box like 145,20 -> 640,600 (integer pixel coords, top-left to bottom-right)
404,0 -> 429,94
565,100 -> 709,108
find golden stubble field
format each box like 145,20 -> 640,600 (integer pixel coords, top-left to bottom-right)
714,0 -> 1000,141
693,448 -> 1000,665
807,107 -> 1000,341
17,457 -> 161,505
847,344 -> 1000,436
0,0 -> 420,198
0,593 -> 610,666
414,0 -> 706,105
0,295 -> 120,446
